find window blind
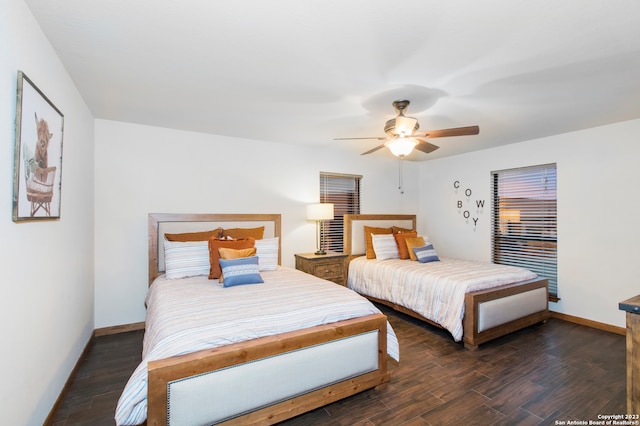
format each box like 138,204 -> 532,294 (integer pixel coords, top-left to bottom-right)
320,172 -> 362,253
491,164 -> 558,299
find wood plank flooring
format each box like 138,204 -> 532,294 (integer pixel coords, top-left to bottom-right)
49,305 -> 627,425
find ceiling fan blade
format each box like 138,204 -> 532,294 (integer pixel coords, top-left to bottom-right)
415,125 -> 480,138
414,139 -> 440,154
334,136 -> 390,141
361,143 -> 387,155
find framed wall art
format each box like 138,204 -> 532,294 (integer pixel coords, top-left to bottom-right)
12,70 -> 64,221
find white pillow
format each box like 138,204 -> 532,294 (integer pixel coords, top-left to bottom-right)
371,233 -> 399,260
254,237 -> 279,271
163,240 -> 210,279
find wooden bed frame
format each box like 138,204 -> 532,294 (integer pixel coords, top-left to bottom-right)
145,213 -> 390,425
344,214 -> 550,350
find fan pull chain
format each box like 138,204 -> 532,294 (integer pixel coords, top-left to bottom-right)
398,158 -> 404,194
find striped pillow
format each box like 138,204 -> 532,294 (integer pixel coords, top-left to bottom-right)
413,244 -> 440,263
255,237 -> 279,271
371,233 -> 400,260
164,240 -> 210,279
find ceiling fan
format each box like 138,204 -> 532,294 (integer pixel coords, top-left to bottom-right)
335,100 -> 479,158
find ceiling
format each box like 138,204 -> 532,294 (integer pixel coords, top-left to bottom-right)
24,0 -> 640,161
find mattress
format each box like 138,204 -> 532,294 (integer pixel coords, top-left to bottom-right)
347,256 -> 537,342
115,266 -> 399,425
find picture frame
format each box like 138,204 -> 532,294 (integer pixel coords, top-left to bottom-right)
12,71 -> 64,221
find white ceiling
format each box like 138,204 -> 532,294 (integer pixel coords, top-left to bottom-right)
24,0 -> 640,160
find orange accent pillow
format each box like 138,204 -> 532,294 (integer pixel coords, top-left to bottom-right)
165,228 -> 222,242
217,247 -> 257,283
221,226 -> 265,240
364,226 -> 393,259
405,236 -> 426,261
393,226 -> 414,234
208,238 -> 256,279
394,231 -> 418,260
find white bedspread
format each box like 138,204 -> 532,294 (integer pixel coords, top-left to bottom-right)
347,257 -> 537,342
115,266 -> 399,425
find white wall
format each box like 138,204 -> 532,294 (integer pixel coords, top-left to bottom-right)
418,119 -> 640,328
94,119 -> 420,328
0,0 -> 95,424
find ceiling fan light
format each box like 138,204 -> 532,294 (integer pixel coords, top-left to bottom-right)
394,116 -> 418,136
385,138 -> 418,157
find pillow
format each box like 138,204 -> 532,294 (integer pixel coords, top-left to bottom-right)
163,240 -> 210,279
221,226 -> 265,240
219,256 -> 264,287
364,226 -> 393,259
208,238 -> 256,279
371,233 -> 400,261
218,247 -> 257,283
164,228 -> 222,242
393,226 -> 414,234
413,244 -> 440,263
394,231 -> 418,260
405,236 -> 426,261
254,237 -> 279,271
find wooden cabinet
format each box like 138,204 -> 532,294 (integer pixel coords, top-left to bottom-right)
619,295 -> 640,415
295,252 -> 348,286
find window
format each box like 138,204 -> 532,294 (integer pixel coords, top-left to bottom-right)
320,172 -> 362,253
491,164 -> 558,300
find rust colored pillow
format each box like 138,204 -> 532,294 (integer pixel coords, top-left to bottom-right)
405,236 -> 426,261
217,247 -> 257,283
221,226 -> 265,240
208,238 -> 256,279
364,226 -> 393,259
165,228 -> 222,242
394,231 -> 418,260
393,226 -> 414,234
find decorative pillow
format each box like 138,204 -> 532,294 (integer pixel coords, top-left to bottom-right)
393,226 -> 414,234
221,226 -> 265,240
219,256 -> 264,287
208,238 -> 256,279
371,233 -> 400,260
405,236 -> 426,261
163,240 -> 210,279
254,237 -> 279,271
394,231 -> 418,260
164,228 -> 222,242
413,244 -> 440,263
218,247 -> 257,283
364,226 -> 393,259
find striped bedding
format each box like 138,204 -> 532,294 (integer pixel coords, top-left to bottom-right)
115,266 -> 399,426
347,256 -> 537,342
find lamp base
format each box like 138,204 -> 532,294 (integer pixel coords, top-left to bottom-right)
314,249 -> 327,255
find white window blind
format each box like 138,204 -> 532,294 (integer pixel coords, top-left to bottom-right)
320,172 -> 362,253
491,164 -> 558,299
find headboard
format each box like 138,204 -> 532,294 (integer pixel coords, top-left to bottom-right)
343,214 -> 417,256
148,213 -> 282,285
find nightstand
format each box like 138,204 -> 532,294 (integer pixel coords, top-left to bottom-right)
295,252 -> 348,286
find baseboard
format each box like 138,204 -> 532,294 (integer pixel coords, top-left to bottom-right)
550,311 -> 625,335
43,332 -> 94,426
94,321 -> 145,336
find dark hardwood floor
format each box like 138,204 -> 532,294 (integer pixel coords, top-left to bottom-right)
49,305 -> 627,425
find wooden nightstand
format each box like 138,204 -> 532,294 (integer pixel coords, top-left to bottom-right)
295,252 -> 348,286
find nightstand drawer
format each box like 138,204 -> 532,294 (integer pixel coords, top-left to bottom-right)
312,262 -> 343,280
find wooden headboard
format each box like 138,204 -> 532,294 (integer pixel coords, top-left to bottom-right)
148,213 -> 282,285
343,214 -> 417,256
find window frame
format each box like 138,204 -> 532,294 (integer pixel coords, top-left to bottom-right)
319,172 -> 362,253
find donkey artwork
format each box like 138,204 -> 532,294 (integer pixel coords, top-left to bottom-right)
23,113 -> 57,216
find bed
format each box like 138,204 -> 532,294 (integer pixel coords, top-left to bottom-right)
344,214 -> 550,350
115,213 -> 399,426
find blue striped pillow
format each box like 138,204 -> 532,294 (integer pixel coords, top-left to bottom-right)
412,244 -> 440,263
219,256 -> 264,287
371,233 -> 400,260
164,240 -> 210,279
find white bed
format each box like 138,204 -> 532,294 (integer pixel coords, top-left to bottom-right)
115,213 -> 399,426
344,214 -> 550,349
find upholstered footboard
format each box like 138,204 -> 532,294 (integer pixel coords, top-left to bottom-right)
147,313 -> 390,426
463,278 -> 550,349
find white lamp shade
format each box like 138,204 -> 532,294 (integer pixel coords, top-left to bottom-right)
385,137 -> 418,157
307,203 -> 334,221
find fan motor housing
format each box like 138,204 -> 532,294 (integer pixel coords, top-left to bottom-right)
384,117 -> 419,136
